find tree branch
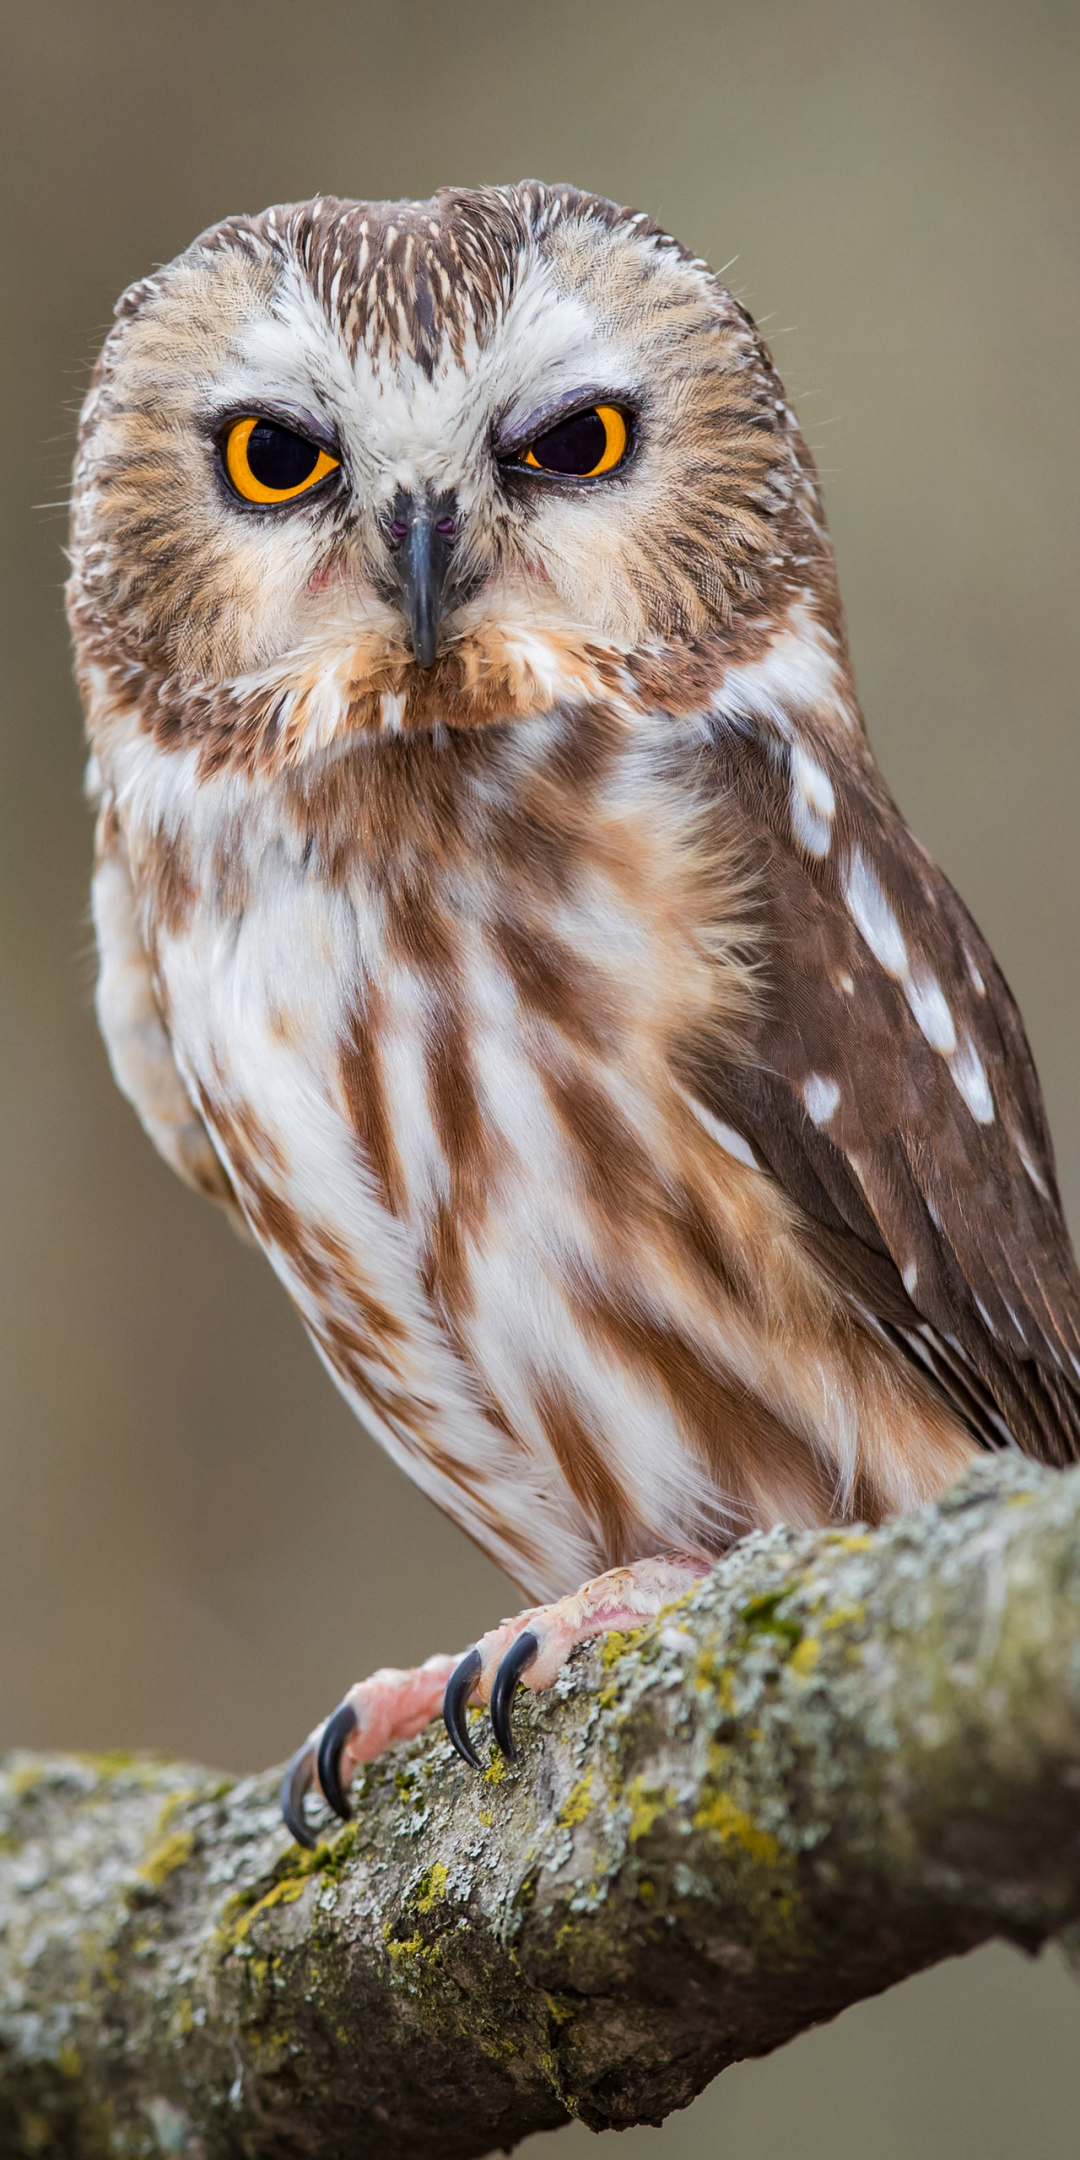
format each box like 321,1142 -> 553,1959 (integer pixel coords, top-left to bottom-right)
3,1454 -> 1080,2159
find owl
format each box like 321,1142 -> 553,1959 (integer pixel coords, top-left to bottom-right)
68,184 -> 1080,1847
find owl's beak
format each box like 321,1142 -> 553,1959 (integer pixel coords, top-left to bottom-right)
386,490 -> 458,669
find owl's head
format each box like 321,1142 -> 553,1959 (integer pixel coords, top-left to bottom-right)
69,184 -> 837,761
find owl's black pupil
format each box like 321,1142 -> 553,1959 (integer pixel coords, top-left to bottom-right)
246,421 -> 321,491
529,408 -> 609,474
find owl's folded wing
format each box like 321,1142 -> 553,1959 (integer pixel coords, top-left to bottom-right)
684,715 -> 1080,1464
91,796 -> 246,1230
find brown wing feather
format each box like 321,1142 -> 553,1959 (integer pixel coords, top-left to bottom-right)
681,711 -> 1080,1464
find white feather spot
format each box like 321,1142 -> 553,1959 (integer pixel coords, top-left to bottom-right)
902,1262 -> 918,1296
1015,1131 -> 1049,1198
837,972 -> 855,996
948,1034 -> 994,1124
711,1122 -> 759,1169
965,949 -> 986,996
802,1073 -> 841,1127
905,968 -> 957,1054
843,848 -> 908,977
974,1295 -> 997,1337
846,1151 -> 871,1193
680,1089 -> 759,1169
789,742 -> 835,858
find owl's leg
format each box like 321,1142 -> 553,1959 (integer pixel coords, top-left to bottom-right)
281,1655 -> 458,1849
440,1555 -> 708,1768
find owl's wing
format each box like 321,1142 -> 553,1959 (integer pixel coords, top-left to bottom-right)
92,797 -> 246,1229
683,714 -> 1080,1463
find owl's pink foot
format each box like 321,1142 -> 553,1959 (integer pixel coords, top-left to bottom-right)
440,1555 -> 707,1768
281,1654 -> 457,1848
282,1556 -> 707,1846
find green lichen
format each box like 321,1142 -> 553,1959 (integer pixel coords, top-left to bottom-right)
558,1773 -> 594,1828
214,1822 -> 359,1956
738,1590 -> 803,1653
694,1648 -> 738,1712
542,1991 -> 575,2025
139,1828 -> 196,1889
600,1627 -> 644,1669
382,1922 -> 441,1970
625,1778 -> 675,1843
412,1862 -> 448,1913
788,1635 -> 820,1677
692,1790 -> 779,1866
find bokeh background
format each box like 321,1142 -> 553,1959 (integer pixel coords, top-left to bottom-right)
2,0 -> 1079,2152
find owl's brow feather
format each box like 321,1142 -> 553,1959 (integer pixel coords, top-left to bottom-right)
194,183 -> 697,377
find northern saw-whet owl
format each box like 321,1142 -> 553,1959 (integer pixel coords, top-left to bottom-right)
67,184 -> 1080,1846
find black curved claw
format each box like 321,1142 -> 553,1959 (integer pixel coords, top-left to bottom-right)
316,1700 -> 359,1823
280,1742 -> 318,1851
443,1647 -> 483,1768
490,1630 -> 539,1763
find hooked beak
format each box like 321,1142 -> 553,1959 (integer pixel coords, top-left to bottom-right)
386,491 -> 458,669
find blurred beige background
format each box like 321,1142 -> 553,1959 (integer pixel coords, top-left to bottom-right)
1,0 -> 1078,2152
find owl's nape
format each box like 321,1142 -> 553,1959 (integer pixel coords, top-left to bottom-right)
69,183 -> 1080,1856
281,1561 -> 707,1848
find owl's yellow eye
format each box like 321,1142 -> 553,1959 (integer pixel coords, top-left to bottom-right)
520,404 -> 629,478
224,416 -> 340,505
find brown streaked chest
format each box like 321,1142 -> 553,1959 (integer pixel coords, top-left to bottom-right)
134,706 -> 776,1353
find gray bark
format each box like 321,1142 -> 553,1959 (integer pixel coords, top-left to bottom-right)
2,1453 -> 1080,2159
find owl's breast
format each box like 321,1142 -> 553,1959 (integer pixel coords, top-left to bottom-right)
128,715 -> 889,1594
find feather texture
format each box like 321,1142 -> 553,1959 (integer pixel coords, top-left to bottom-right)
69,185 -> 1080,1605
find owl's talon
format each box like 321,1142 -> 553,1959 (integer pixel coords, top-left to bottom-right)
490,1629 -> 539,1762
280,1740 -> 319,1851
443,1647 -> 483,1768
317,1700 -> 359,1822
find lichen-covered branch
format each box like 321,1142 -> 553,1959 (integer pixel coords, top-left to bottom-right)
3,1456 -> 1080,2160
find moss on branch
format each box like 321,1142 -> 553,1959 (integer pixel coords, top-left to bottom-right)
3,1455 -> 1080,2158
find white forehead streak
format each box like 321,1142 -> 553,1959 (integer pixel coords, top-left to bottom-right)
208,246 -> 638,498
484,254 -> 640,436
213,257 -> 359,423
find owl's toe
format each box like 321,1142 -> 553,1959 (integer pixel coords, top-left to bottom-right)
317,1700 -> 359,1823
279,1654 -> 459,1845
440,1556 -> 709,1774
443,1646 -> 483,1768
489,1629 -> 539,1762
442,1630 -> 539,1767
279,1736 -> 321,1851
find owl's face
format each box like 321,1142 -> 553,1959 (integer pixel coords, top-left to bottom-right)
70,185 -> 822,753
